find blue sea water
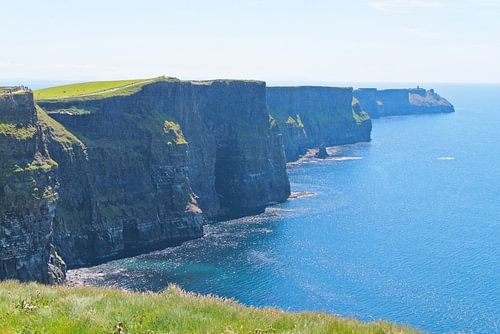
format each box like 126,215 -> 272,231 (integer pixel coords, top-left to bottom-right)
69,85 -> 500,334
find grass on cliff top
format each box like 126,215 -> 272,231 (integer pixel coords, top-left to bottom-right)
0,281 -> 418,334
34,79 -> 147,99
34,76 -> 173,101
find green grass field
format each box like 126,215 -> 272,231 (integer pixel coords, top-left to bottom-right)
0,281 -> 418,334
34,78 -> 156,100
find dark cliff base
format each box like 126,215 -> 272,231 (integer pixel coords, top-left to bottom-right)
354,87 -> 454,118
65,236 -> 196,270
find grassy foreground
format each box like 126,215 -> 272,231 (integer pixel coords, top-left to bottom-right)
0,282 -> 419,334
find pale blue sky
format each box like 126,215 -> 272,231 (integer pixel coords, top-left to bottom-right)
1,0 -> 499,84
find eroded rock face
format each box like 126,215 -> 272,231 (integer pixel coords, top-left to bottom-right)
267,87 -> 372,162
190,81 -> 290,219
36,79 -> 290,268
354,88 -> 455,118
38,83 -> 205,267
0,90 -> 64,283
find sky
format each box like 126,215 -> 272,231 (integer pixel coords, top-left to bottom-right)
1,0 -> 499,85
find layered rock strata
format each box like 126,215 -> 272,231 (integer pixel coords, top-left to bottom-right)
0,89 -> 64,283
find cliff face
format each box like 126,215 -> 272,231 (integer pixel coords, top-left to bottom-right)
354,88 -> 455,118
267,87 -> 372,162
35,79 -> 289,268
190,81 -> 290,218
37,82 -> 204,267
0,90 -> 64,283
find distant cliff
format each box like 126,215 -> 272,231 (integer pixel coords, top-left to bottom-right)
267,87 -> 372,162
34,78 -> 289,268
0,89 -> 65,283
354,88 -> 454,118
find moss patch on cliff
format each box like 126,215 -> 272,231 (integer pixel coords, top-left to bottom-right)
163,120 -> 187,145
0,282 -> 419,334
296,114 -> 304,127
352,110 -> 370,124
2,155 -> 58,177
285,115 -> 305,128
0,123 -> 37,140
286,116 -> 296,125
352,98 -> 370,125
269,114 -> 278,129
21,157 -> 58,172
0,161 -> 53,182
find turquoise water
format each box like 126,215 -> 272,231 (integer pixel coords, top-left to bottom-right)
69,85 -> 500,333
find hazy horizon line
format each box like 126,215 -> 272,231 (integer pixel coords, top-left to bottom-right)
2,77 -> 500,90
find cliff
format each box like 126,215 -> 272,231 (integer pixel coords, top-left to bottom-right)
0,89 -> 65,283
189,80 -> 290,218
34,78 -> 289,268
37,85 -> 204,266
267,87 -> 372,162
0,78 -> 290,280
354,88 -> 455,118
